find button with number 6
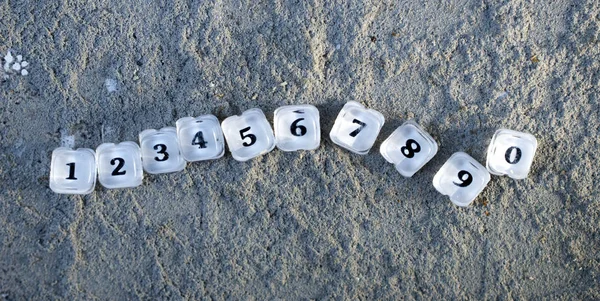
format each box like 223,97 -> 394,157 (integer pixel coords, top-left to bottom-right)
274,104 -> 320,151
380,120 -> 438,177
486,129 -> 537,179
176,115 -> 225,162
329,101 -> 384,155
96,142 -> 144,189
139,127 -> 186,174
433,152 -> 490,207
221,108 -> 276,161
49,147 -> 97,194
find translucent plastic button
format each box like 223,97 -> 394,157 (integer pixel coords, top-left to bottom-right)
274,104 -> 320,151
433,152 -> 491,207
380,120 -> 438,177
221,108 -> 276,161
139,127 -> 186,174
176,115 -> 225,162
96,142 -> 143,189
329,101 -> 385,154
486,129 -> 537,179
49,147 -> 97,194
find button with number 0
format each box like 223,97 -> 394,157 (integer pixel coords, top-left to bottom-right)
96,142 -> 144,189
433,152 -> 491,207
139,127 -> 186,174
274,104 -> 320,151
221,108 -> 276,161
486,129 -> 537,179
49,147 -> 97,194
329,101 -> 385,155
380,120 -> 438,177
176,115 -> 225,162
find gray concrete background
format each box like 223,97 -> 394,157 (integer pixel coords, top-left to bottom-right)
1,0 -> 599,299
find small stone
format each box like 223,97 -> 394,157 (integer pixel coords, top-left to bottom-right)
21,69 -> 28,76
20,61 -> 28,67
16,55 -> 22,62
12,63 -> 21,71
4,51 -> 14,64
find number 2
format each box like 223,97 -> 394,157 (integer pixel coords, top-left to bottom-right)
239,127 -> 257,147
453,170 -> 473,187
66,162 -> 77,180
349,119 -> 366,137
110,158 -> 126,176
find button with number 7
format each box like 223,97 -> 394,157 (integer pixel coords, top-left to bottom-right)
221,108 -> 276,161
49,147 -> 97,194
274,104 -> 320,151
433,152 -> 490,207
329,101 -> 384,155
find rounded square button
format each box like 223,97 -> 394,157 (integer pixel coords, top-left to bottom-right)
176,115 -> 225,162
49,147 -> 97,194
329,101 -> 385,154
433,152 -> 491,207
486,129 -> 537,179
380,120 -> 438,177
96,142 -> 144,189
274,104 -> 320,151
139,127 -> 186,174
222,108 -> 276,161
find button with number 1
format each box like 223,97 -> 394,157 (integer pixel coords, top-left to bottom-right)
49,147 -> 97,194
274,104 -> 320,151
221,108 -> 275,161
329,101 -> 385,154
433,152 -> 490,207
96,142 -> 144,189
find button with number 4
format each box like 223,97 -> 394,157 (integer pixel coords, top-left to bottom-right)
486,129 -> 537,179
222,108 -> 276,161
329,101 -> 385,154
96,142 -> 144,189
139,127 -> 186,174
380,120 -> 438,177
433,152 -> 491,207
49,147 -> 97,194
176,115 -> 225,162
274,104 -> 320,151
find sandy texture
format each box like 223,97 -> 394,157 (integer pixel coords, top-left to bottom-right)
1,0 -> 599,299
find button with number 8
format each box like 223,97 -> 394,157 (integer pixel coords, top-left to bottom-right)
222,108 -> 276,161
433,152 -> 491,207
49,147 -> 97,194
329,101 -> 385,155
176,115 -> 225,162
96,142 -> 144,189
274,104 -> 320,151
380,120 -> 438,177
486,129 -> 537,179
139,127 -> 186,174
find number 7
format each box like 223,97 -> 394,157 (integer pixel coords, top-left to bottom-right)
349,119 -> 366,137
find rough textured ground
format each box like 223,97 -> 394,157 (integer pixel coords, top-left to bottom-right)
1,0 -> 599,299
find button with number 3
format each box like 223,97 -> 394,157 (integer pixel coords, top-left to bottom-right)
380,121 -> 438,177
222,108 -> 276,161
49,147 -> 97,194
96,142 -> 144,189
176,115 -> 225,162
329,101 -> 385,154
139,127 -> 186,174
274,104 -> 320,151
486,129 -> 537,179
433,152 -> 491,207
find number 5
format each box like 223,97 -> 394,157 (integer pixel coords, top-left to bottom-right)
239,127 -> 257,147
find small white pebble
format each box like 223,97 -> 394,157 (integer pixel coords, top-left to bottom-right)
21,69 -> 28,76
336,44 -> 341,50
21,61 -> 28,67
105,78 -> 118,92
209,82 -> 216,88
16,55 -> 22,62
12,63 -> 21,71
4,51 -> 14,64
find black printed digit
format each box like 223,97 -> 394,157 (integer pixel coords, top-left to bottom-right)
110,158 -> 126,176
401,139 -> 421,158
453,170 -> 473,187
66,162 -> 77,180
505,146 -> 522,164
349,119 -> 366,137
239,127 -> 257,147
192,131 -> 208,148
290,118 -> 307,136
153,144 -> 169,161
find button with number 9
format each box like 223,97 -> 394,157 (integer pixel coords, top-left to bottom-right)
486,129 -> 537,179
433,152 -> 491,207
274,104 -> 320,151
49,147 -> 97,194
329,101 -> 385,155
221,108 -> 276,161
96,142 -> 144,189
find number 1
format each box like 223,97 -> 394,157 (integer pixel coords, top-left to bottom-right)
66,162 -> 77,180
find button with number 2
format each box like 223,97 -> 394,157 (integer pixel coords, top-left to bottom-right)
49,147 -> 97,194
433,152 -> 490,207
221,108 -> 276,161
274,104 -> 320,151
96,142 -> 144,189
139,127 -> 186,174
329,101 -> 384,155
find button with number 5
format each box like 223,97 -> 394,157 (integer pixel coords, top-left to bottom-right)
176,115 -> 225,162
222,108 -> 275,161
274,104 -> 320,151
329,101 -> 385,155
380,120 -> 438,177
139,127 -> 186,174
433,152 -> 490,207
49,147 -> 97,194
96,142 -> 144,189
486,129 -> 537,179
